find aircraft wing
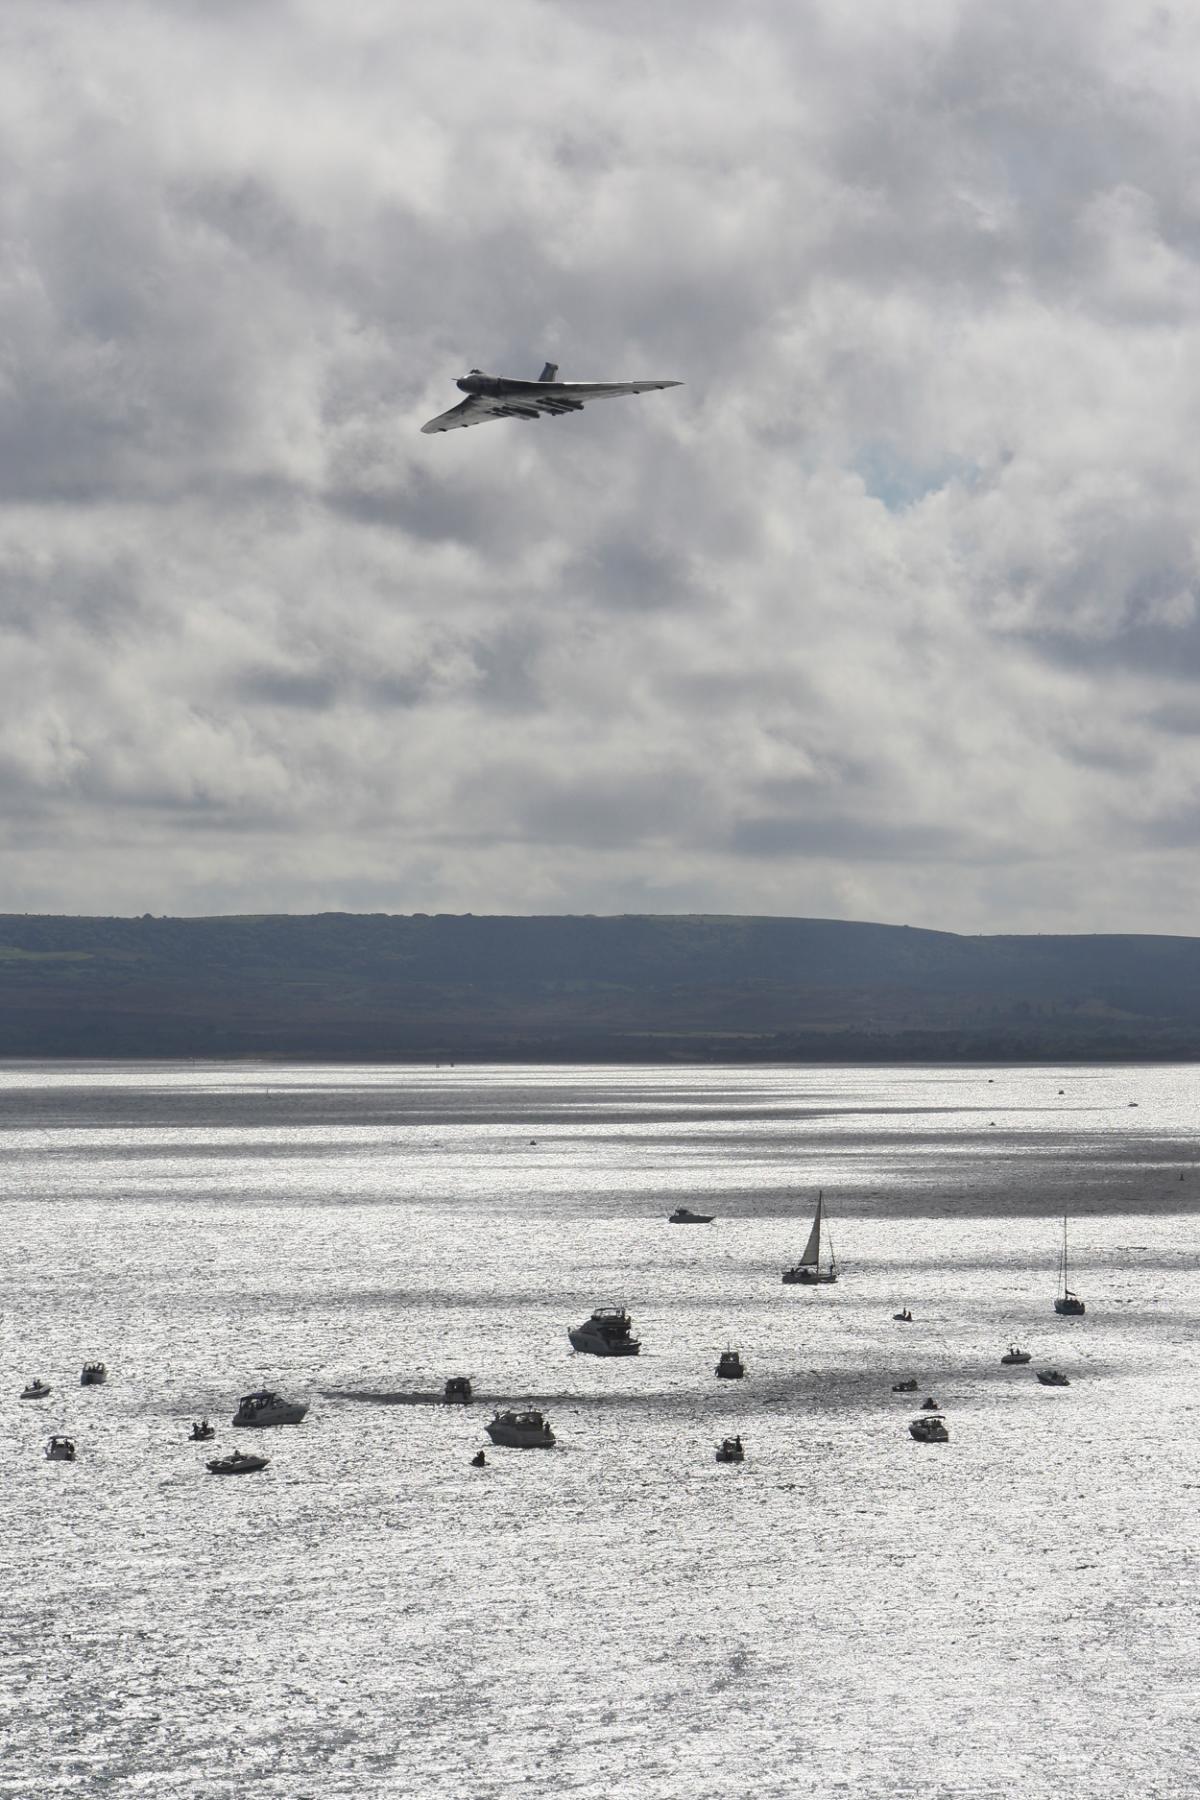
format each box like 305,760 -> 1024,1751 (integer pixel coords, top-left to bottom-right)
420,379 -> 681,433
420,395 -> 505,433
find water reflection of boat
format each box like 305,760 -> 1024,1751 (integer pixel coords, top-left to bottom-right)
782,1191 -> 838,1284
568,1308 -> 641,1356
485,1410 -> 555,1448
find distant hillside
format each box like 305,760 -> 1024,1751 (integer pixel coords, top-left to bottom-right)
2,912 -> 1200,1060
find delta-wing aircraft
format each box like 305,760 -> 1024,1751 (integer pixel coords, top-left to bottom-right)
420,363 -> 681,433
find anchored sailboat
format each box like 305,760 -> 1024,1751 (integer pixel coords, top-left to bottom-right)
782,1190 -> 838,1285
1054,1214 -> 1085,1315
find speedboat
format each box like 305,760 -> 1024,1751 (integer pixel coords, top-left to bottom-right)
1037,1369 -> 1071,1386
668,1206 -> 713,1224
232,1390 -> 308,1428
568,1308 -> 641,1356
891,1378 -> 918,1393
45,1436 -> 76,1462
715,1349 -> 745,1380
1001,1346 -> 1032,1365
909,1414 -> 949,1443
189,1420 -> 215,1441
207,1450 -> 269,1476
715,1437 -> 744,1464
80,1363 -> 107,1386
20,1380 -> 51,1400
484,1410 -> 555,1448
444,1376 -> 473,1404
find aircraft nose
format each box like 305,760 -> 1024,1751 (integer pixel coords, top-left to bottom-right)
457,373 -> 484,394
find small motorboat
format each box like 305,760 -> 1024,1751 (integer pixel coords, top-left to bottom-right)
715,1349 -> 745,1380
892,1309 -> 914,1322
189,1420 -> 215,1442
715,1437 -> 744,1464
909,1414 -> 949,1443
1001,1346 -> 1032,1365
232,1390 -> 308,1428
207,1451 -> 269,1476
485,1409 -> 555,1449
891,1377 -> 918,1393
920,1396 -> 940,1410
1037,1369 -> 1071,1386
668,1206 -> 714,1224
568,1307 -> 641,1356
80,1363 -> 107,1386
444,1376 -> 473,1404
45,1436 -> 76,1462
20,1380 -> 51,1401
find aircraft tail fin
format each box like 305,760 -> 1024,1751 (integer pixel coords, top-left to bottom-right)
538,362 -> 559,382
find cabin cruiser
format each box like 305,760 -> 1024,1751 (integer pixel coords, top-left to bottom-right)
568,1308 -> 641,1356
80,1363 -> 107,1386
45,1436 -> 76,1462
715,1437 -> 744,1464
668,1206 -> 713,1224
891,1377 -> 918,1393
207,1450 -> 269,1476
1001,1346 -> 1032,1365
1037,1369 -> 1071,1386
232,1390 -> 308,1428
189,1419 -> 215,1441
20,1380 -> 50,1400
909,1414 -> 949,1443
484,1410 -> 555,1448
715,1349 -> 745,1380
444,1376 -> 473,1404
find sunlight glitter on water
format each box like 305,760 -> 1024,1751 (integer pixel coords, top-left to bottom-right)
2,1061 -> 1199,1797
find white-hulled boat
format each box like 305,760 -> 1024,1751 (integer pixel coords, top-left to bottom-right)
782,1191 -> 838,1285
20,1380 -> 51,1400
46,1436 -> 76,1462
207,1450 -> 269,1476
232,1390 -> 308,1428
568,1307 -> 641,1356
485,1410 -> 555,1448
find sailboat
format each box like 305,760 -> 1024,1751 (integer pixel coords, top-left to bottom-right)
782,1190 -> 838,1285
1053,1214 -> 1085,1315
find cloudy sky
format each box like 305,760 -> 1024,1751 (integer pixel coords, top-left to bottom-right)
4,0 -> 1200,932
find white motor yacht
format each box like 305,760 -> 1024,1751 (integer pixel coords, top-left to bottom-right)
484,1410 -> 556,1449
232,1390 -> 308,1428
568,1307 -> 641,1356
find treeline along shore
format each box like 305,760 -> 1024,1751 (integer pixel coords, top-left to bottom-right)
3,912 -> 1200,1062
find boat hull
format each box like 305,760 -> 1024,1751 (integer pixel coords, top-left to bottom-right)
1054,1297 -> 1086,1315
232,1402 -> 308,1427
207,1454 -> 269,1475
782,1269 -> 838,1285
484,1424 -> 556,1448
567,1330 -> 640,1355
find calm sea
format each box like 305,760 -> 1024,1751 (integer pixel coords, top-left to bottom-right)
2,1061 -> 1198,1798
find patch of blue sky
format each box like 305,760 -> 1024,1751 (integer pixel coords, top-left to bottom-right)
854,442 -> 981,511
